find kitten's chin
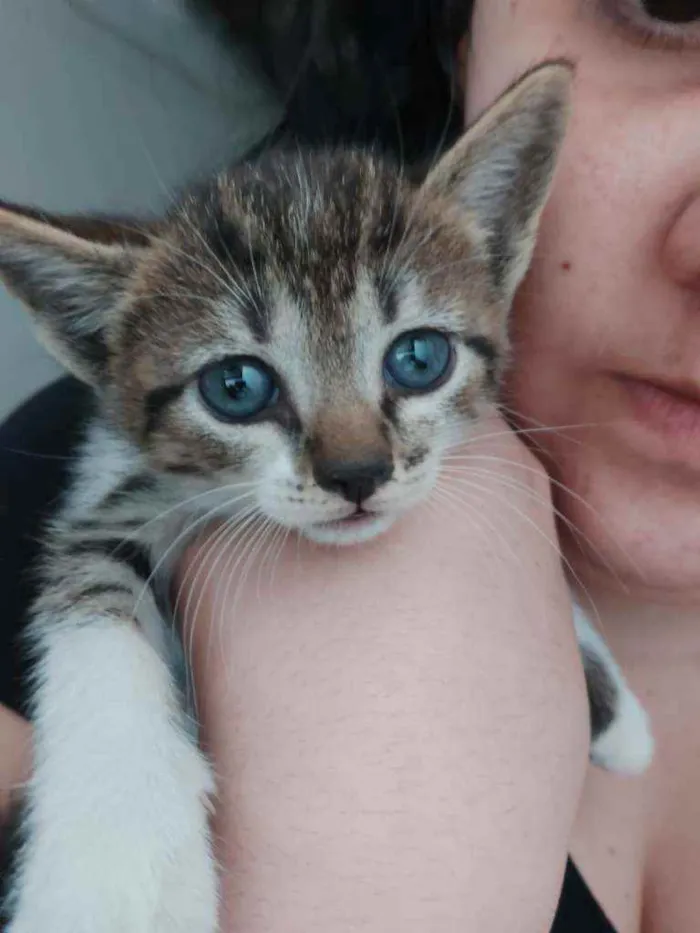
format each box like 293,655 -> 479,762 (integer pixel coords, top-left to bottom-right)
302,512 -> 396,546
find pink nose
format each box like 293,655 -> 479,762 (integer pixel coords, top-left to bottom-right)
663,194 -> 700,290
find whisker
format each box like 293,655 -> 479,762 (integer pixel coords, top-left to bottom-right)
175,503 -> 261,712
431,485 -> 503,558
253,520 -> 287,603
268,524 -> 292,596
202,513 -> 269,706
0,446 -> 82,462
435,475 -> 604,633
215,515 -> 278,697
429,482 -> 562,622
440,464 -> 627,598
200,510 -> 273,684
440,453 -> 641,583
131,488 -> 257,620
442,420 -> 620,453
175,506 -> 257,632
431,482 -> 528,582
101,480 -> 257,548
496,401 -> 618,458
179,209 -> 260,312
184,506 -> 264,690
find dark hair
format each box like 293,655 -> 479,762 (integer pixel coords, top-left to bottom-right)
190,1 -> 473,166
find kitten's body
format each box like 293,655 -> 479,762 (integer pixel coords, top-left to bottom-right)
0,66 -> 651,932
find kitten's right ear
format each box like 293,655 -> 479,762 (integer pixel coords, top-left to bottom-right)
0,201 -> 154,385
421,61 -> 573,304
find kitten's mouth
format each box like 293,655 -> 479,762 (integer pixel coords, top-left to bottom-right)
304,508 -> 394,545
338,508 -> 375,523
320,508 -> 377,528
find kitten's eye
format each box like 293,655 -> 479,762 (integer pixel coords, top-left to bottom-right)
198,357 -> 279,421
384,330 -> 453,393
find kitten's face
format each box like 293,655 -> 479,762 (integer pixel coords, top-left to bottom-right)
112,151 -> 503,544
0,64 -> 572,545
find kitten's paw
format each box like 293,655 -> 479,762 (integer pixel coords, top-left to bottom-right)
573,603 -> 654,776
590,683 -> 655,776
7,823 -> 218,933
5,752 -> 218,933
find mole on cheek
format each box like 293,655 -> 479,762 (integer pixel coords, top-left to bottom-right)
561,260 -> 572,272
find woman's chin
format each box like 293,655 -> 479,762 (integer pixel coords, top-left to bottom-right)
553,449 -> 700,602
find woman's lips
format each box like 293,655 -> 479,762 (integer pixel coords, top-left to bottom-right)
617,373 -> 700,455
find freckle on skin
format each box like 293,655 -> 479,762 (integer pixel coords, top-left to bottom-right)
561,261 -> 572,271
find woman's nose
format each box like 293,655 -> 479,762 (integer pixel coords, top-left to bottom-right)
662,193 -> 700,290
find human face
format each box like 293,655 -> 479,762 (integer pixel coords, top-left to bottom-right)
465,1 -> 700,601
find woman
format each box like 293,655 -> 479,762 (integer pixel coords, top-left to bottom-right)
2,1 -> 698,930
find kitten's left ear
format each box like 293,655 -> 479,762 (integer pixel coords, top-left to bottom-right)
421,61 -> 573,303
0,201 -> 154,385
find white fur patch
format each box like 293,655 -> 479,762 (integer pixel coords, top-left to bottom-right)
589,683 -> 654,777
573,605 -> 654,776
63,421 -> 144,518
7,621 -> 218,933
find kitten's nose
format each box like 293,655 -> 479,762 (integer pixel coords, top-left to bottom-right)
314,459 -> 394,506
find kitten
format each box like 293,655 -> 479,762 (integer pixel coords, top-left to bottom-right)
0,64 -> 651,932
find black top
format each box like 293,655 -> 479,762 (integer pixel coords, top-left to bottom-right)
0,378 -> 617,931
553,860 -> 616,932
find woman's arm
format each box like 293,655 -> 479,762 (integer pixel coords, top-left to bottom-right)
176,415 -> 591,933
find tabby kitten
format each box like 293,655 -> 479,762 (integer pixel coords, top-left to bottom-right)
0,64 -> 651,933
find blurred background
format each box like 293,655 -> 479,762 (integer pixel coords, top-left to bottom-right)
0,0 -> 280,420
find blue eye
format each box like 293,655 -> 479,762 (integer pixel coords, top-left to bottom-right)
384,330 -> 453,392
198,357 -> 279,421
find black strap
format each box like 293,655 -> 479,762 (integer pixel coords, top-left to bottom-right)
552,859 -> 618,932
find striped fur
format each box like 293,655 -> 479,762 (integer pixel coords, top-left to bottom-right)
0,66 -> 651,932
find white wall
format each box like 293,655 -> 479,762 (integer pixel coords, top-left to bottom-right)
0,0 -> 279,419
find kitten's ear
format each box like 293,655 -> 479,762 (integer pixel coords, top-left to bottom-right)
421,61 -> 573,302
0,201 -> 154,385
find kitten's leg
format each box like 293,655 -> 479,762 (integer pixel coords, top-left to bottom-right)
4,535 -> 218,933
573,604 -> 654,776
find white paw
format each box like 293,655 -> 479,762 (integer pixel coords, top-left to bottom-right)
6,749 -> 218,933
572,602 -> 654,776
590,684 -> 655,776
6,620 -> 220,933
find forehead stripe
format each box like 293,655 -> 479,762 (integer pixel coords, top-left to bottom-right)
201,201 -> 271,343
465,335 -> 498,387
144,382 -> 185,437
465,335 -> 497,364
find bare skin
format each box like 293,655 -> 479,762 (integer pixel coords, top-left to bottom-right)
0,706 -> 30,820
466,4 -> 700,932
175,417 -> 589,932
